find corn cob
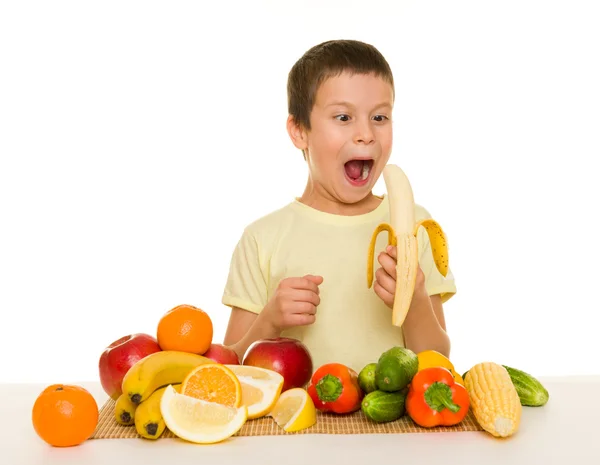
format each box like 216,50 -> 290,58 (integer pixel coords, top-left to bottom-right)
465,362 -> 522,438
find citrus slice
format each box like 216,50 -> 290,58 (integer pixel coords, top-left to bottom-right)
268,387 -> 316,432
225,365 -> 284,419
181,363 -> 242,407
160,385 -> 247,444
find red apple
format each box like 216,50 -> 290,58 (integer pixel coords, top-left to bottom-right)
242,337 -> 313,392
99,333 -> 162,399
203,343 -> 240,365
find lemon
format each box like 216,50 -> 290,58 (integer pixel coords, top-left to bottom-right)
268,387 -> 316,432
160,385 -> 247,444
225,365 -> 284,419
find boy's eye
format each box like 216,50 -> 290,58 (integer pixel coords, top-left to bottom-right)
335,114 -> 350,122
373,115 -> 389,122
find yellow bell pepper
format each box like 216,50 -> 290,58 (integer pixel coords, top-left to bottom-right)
416,350 -> 464,385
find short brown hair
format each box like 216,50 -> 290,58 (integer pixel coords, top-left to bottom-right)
287,39 -> 395,130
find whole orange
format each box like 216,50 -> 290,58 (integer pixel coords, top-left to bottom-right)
157,304 -> 213,354
32,384 -> 99,447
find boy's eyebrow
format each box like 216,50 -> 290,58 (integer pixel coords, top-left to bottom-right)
325,101 -> 392,110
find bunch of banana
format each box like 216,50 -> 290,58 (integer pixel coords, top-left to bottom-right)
121,350 -> 211,404
114,392 -> 137,426
115,383 -> 181,438
134,384 -> 181,439
367,164 -> 450,327
113,350 -> 212,439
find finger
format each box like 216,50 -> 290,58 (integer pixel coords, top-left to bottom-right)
374,280 -> 394,308
291,289 -> 320,306
292,302 -> 317,315
284,276 -> 321,294
375,266 -> 396,296
415,266 -> 426,288
303,274 -> 324,285
289,313 -> 316,326
377,252 -> 397,280
386,245 -> 397,260
303,275 -> 323,294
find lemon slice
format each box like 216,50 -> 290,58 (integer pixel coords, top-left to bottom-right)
268,387 -> 316,432
160,385 -> 247,444
225,365 -> 284,419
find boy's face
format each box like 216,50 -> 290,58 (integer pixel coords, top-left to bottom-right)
290,71 -> 394,206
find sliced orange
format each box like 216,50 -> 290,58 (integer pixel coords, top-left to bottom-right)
225,365 -> 284,419
180,363 -> 242,408
160,385 -> 247,444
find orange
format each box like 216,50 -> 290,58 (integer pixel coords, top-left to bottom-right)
160,385 -> 248,444
32,384 -> 99,447
225,365 -> 284,419
157,304 -> 213,354
181,363 -> 242,408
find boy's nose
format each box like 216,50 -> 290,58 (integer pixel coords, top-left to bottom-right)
353,120 -> 375,145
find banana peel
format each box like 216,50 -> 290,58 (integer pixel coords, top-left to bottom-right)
367,164 -> 449,327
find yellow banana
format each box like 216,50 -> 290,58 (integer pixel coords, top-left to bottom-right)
367,164 -> 449,327
114,392 -> 137,426
134,384 -> 181,439
121,350 -> 212,404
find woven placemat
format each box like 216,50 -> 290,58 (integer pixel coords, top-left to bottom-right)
91,398 -> 483,439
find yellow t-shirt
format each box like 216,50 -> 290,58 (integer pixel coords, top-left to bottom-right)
221,194 -> 457,373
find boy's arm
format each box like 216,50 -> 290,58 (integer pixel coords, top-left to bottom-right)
401,285 -> 451,357
223,307 -> 280,362
373,247 -> 451,358
222,275 -> 322,361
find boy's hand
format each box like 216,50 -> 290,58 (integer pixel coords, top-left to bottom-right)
374,246 -> 426,309
262,274 -> 323,331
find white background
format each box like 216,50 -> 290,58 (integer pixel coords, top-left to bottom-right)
1,0 -> 599,384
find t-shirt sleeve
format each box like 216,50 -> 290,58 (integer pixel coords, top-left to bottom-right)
221,228 -> 269,314
416,208 -> 457,304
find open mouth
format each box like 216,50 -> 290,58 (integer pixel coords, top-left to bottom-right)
344,158 -> 374,186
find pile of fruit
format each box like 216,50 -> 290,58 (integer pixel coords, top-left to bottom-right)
31,303 -> 550,447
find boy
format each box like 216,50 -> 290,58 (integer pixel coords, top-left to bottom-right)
221,40 -> 457,373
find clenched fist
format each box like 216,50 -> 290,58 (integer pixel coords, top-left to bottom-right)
262,274 -> 323,331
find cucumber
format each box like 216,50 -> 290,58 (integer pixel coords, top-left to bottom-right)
358,363 -> 378,394
361,389 -> 407,423
503,365 -> 549,407
375,346 -> 418,392
463,365 -> 549,407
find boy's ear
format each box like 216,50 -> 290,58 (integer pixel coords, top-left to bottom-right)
286,115 -> 308,151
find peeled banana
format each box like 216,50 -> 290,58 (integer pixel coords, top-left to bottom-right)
114,392 -> 137,426
367,164 -> 449,327
121,350 -> 212,404
134,384 -> 181,440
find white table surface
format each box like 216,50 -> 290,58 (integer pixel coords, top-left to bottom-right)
4,375 -> 600,465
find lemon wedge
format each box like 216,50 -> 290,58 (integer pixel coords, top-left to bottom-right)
268,387 -> 316,432
160,384 -> 247,444
225,365 -> 284,419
